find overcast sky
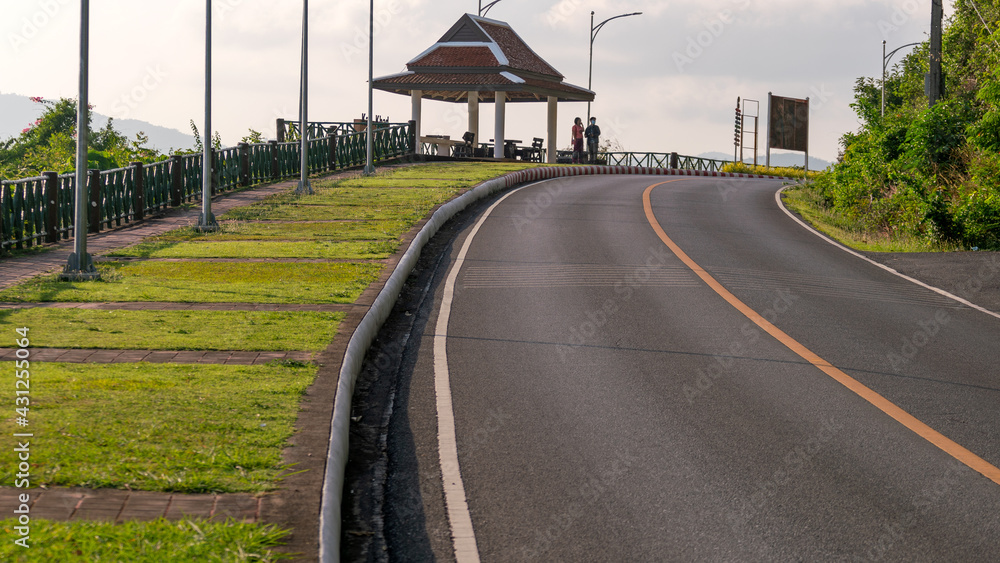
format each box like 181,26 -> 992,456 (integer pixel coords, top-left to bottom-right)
1,0 -> 954,162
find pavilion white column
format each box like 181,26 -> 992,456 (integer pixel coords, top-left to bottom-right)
468,92 -> 479,146
494,91 -> 506,159
411,90 -> 422,153
547,96 -> 558,164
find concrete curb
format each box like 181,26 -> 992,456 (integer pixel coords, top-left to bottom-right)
317,165 -> 787,561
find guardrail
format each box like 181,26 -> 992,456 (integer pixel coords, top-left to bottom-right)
1,122 -> 414,253
604,152 -> 731,171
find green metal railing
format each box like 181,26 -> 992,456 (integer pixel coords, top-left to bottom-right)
604,152 -> 731,171
1,121 -> 414,253
278,119 -> 393,142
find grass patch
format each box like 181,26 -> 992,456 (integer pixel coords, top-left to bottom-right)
328,162 -> 536,183
781,183 -> 958,252
222,187 -> 462,222
0,309 -> 342,351
0,362 -> 316,492
0,518 -> 292,562
142,221 -> 412,242
310,178 -> 472,189
0,261 -> 381,304
105,240 -> 398,260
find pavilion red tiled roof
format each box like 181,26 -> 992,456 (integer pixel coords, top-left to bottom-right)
410,46 -> 500,68
477,21 -> 562,78
373,14 -> 593,103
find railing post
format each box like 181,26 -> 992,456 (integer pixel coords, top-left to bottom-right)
210,148 -> 218,195
269,140 -> 280,180
131,161 -> 145,221
329,131 -> 338,170
169,154 -> 183,206
238,142 -> 250,187
407,120 -> 417,155
276,118 -> 285,143
88,169 -> 102,233
0,182 -> 6,250
670,152 -> 679,169
43,171 -> 59,243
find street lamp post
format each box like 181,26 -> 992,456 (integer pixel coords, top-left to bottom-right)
197,0 -> 218,231
364,0 -> 375,175
480,0 -> 504,16
62,0 -> 98,280
588,10 -> 642,123
882,40 -> 921,117
297,0 -> 312,194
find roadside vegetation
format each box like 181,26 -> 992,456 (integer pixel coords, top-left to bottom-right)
721,162 -> 821,180
787,0 -> 1000,251
0,97 -> 180,179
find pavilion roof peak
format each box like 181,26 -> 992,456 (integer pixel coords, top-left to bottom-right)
407,13 -> 563,80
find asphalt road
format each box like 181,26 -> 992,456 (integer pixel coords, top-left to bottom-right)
381,174 -> 1000,562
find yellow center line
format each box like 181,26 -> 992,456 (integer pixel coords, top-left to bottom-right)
643,180 -> 1000,485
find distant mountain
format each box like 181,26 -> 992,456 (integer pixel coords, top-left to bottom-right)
698,150 -> 832,171
0,92 -> 195,153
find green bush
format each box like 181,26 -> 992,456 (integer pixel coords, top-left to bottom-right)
813,2 -> 1000,251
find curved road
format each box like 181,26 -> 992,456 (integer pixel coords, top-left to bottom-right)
385,174 -> 1000,562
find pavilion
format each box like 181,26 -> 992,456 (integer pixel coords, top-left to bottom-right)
372,13 -> 595,163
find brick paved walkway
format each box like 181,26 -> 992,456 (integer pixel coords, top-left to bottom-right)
0,488 -> 262,523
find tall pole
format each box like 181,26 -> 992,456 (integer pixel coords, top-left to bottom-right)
62,0 -> 98,280
364,0 -> 375,175
588,11 -> 642,124
588,11 -> 594,124
929,0 -> 943,107
881,40 -> 886,117
198,0 -> 217,230
882,42 -> 920,118
297,0 -> 312,194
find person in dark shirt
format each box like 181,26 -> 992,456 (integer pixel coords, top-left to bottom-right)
585,117 -> 601,164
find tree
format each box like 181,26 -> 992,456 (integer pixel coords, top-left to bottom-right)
0,97 -> 164,179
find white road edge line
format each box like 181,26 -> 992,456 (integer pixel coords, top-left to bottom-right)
434,183 -> 540,562
775,186 -> 1000,321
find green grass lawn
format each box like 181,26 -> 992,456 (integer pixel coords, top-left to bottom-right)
0,309 -> 342,351
0,518 -> 291,562
220,187 -> 464,222
0,362 -> 316,493
0,162 -> 536,555
367,161 -> 536,180
0,261 -> 381,304
139,220 -> 413,242
781,184 -> 958,252
105,240 -> 398,260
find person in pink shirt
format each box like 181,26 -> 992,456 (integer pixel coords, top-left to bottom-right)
572,117 -> 584,164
